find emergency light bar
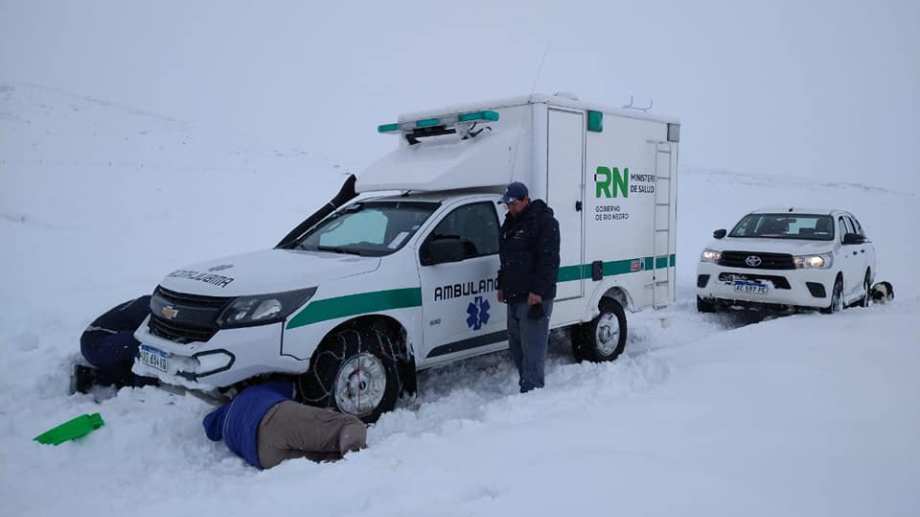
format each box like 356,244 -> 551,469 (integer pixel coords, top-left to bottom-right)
377,110 -> 500,134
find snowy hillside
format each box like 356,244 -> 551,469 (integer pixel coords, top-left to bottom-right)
0,82 -> 350,324
1,83 -> 918,517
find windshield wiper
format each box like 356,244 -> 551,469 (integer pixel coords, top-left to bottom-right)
316,245 -> 364,256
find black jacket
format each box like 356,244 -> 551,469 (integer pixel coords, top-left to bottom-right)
497,199 -> 560,302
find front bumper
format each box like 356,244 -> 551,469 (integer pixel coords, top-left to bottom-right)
132,317 -> 307,391
696,262 -> 836,310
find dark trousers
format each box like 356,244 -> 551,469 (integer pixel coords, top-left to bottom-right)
507,300 -> 554,393
80,330 -> 145,386
79,296 -> 155,387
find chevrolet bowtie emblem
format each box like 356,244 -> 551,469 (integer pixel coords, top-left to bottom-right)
160,305 -> 179,320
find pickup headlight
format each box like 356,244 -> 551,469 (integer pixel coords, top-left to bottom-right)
793,253 -> 833,269
700,249 -> 722,263
217,287 -> 317,328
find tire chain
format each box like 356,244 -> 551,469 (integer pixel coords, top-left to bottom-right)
299,327 -> 405,408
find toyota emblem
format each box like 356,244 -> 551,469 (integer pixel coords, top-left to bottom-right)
160,305 -> 179,319
745,255 -> 763,267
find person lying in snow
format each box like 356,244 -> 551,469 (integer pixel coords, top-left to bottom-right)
203,381 -> 367,469
72,295 -> 159,394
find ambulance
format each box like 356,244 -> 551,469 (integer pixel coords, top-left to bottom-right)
133,94 -> 681,421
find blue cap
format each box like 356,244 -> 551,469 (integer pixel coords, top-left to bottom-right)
501,181 -> 529,204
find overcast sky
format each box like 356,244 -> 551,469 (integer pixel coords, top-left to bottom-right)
2,0 -> 918,192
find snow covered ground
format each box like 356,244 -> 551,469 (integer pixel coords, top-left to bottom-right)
2,83 -> 918,516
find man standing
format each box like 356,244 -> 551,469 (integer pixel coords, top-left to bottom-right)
496,181 -> 560,393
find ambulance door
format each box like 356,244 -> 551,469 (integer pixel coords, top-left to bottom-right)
417,201 -> 507,364
547,108 -> 585,301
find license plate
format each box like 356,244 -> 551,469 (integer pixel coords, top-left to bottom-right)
139,344 -> 170,373
733,280 -> 769,295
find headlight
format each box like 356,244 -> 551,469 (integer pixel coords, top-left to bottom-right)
217,287 -> 317,328
793,253 -> 833,269
700,249 -> 722,263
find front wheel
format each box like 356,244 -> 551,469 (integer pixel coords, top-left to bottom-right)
297,327 -> 400,423
697,296 -> 716,313
858,269 -> 872,308
573,299 -> 627,362
821,276 -> 844,314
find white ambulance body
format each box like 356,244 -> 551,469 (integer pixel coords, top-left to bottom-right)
133,94 -> 680,420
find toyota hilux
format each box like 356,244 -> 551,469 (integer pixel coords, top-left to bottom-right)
696,208 -> 876,313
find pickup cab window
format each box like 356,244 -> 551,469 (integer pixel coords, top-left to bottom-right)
846,215 -> 864,237
420,201 -> 500,263
839,216 -> 856,242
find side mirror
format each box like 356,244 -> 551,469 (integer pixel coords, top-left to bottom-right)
842,233 -> 863,245
425,238 -> 468,265
713,229 -> 727,239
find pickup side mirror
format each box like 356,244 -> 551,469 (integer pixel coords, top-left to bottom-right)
713,229 -> 727,239
424,237 -> 469,265
843,233 -> 864,245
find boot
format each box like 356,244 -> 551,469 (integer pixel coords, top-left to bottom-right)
70,365 -> 100,394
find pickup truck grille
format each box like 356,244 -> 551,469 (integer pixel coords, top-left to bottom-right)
718,251 -> 795,270
717,272 -> 791,289
147,286 -> 231,344
149,314 -> 218,344
154,286 -> 230,310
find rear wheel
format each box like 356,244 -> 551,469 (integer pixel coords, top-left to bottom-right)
821,276 -> 844,314
573,299 -> 627,362
297,327 -> 400,423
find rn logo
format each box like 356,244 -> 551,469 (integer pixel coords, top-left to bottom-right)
466,296 -> 491,331
595,166 -> 629,198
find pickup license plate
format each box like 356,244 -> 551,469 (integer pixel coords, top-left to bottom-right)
733,280 -> 769,295
139,345 -> 170,373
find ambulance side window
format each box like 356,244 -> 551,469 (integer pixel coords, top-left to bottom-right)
421,202 -> 500,263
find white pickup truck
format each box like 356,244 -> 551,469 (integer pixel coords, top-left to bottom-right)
696,208 -> 876,313
133,94 -> 681,421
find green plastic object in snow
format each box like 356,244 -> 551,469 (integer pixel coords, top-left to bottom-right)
34,413 -> 105,445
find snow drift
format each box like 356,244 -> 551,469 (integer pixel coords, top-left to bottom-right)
1,83 -> 918,517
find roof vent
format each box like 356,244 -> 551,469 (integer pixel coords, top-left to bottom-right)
553,91 -> 579,101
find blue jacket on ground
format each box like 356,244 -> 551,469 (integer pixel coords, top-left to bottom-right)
203,381 -> 294,469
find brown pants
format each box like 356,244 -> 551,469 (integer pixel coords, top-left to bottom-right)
257,401 -> 367,469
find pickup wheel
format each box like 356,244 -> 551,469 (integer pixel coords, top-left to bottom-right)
697,296 -> 716,313
296,327 -> 399,424
573,299 -> 627,362
821,276 -> 844,314
858,269 -> 872,307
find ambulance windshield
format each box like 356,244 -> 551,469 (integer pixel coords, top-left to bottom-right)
296,201 -> 439,256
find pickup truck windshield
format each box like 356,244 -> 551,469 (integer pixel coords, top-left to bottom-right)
729,214 -> 835,241
296,201 -> 439,256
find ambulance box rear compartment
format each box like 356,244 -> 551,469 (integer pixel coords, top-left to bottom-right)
361,94 -> 680,311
